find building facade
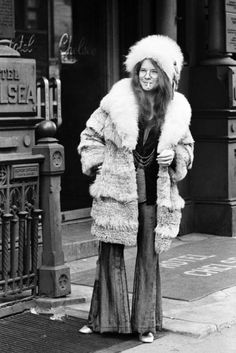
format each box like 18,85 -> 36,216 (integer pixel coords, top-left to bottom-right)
12,0 -> 236,237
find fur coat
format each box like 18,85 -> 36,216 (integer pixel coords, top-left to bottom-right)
78,78 -> 194,253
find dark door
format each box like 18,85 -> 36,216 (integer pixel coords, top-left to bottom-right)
58,0 -> 108,212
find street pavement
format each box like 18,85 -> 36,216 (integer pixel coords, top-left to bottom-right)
32,233 -> 236,352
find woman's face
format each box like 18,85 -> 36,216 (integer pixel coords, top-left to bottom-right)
138,59 -> 159,92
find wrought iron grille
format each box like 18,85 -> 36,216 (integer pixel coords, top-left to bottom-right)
0,163 -> 42,297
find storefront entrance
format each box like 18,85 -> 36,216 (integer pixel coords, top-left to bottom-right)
58,0 -> 158,214
13,0 -> 189,224
58,1 -> 108,212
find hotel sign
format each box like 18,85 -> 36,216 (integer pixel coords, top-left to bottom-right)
225,0 -> 236,52
0,58 -> 36,115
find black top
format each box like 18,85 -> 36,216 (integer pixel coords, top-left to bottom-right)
133,120 -> 160,205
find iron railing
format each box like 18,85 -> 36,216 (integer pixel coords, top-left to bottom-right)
0,76 -> 62,298
0,164 -> 42,297
37,76 -> 62,126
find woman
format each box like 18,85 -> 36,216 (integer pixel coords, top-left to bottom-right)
78,35 -> 194,343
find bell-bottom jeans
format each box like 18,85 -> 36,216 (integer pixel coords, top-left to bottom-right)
87,203 -> 162,335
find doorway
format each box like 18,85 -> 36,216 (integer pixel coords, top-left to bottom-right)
58,0 -> 108,212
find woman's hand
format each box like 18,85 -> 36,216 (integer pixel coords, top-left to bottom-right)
96,165 -> 102,174
157,149 -> 175,167
91,164 -> 102,177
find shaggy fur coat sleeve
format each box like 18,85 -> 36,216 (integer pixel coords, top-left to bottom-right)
154,130 -> 194,253
154,92 -> 194,254
78,107 -> 107,176
169,129 -> 194,183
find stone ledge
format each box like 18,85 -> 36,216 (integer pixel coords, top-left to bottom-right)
63,239 -> 99,262
0,298 -> 34,318
163,317 -> 217,338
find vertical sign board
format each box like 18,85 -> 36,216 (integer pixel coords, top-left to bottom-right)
225,0 -> 236,52
0,0 -> 14,39
226,2 -> 236,107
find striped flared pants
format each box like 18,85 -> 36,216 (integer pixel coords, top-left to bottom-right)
87,203 -> 162,334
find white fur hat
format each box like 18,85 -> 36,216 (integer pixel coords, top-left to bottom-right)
125,35 -> 184,85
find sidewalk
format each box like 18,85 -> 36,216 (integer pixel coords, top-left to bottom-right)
34,233 -> 236,343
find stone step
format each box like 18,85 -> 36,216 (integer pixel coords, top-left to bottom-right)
61,218 -> 98,262
63,238 -> 99,262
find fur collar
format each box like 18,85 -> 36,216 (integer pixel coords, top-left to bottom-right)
100,78 -> 191,151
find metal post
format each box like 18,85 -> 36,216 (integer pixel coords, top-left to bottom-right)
18,211 -> 28,291
32,120 -> 71,297
25,204 -> 33,287
10,206 -> 18,291
31,209 -> 42,295
2,213 -> 13,295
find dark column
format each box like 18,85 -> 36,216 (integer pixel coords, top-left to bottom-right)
202,0 -> 236,65
155,0 -> 177,40
190,0 -> 236,236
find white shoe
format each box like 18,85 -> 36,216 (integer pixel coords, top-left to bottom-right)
139,332 -> 154,343
79,325 -> 93,334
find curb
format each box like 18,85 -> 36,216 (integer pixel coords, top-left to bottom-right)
163,317 -> 217,338
34,284 -> 92,311
0,297 -> 35,319
34,295 -> 86,310
163,316 -> 236,339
